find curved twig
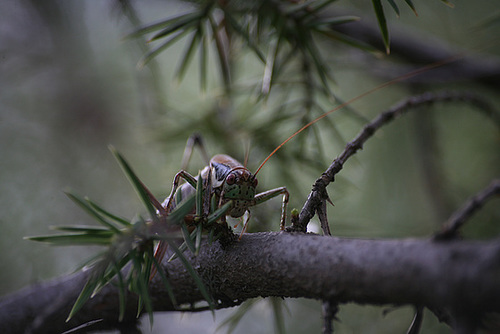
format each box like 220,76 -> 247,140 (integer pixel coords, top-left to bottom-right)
435,179 -> 500,240
406,306 -> 424,334
291,91 -> 499,232
322,301 -> 339,334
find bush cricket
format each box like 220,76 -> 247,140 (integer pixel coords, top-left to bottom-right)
151,135 -> 289,279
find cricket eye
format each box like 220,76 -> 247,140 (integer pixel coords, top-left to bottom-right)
252,178 -> 258,188
226,173 -> 236,185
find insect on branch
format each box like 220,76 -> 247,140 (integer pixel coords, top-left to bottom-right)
292,91 -> 499,233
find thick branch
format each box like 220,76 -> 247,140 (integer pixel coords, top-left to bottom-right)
2,233 -> 500,333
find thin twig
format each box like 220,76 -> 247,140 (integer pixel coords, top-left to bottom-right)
318,200 -> 336,333
413,108 -> 454,223
435,179 -> 500,240
322,301 -> 339,334
291,91 -> 499,232
317,200 -> 331,236
406,306 -> 424,334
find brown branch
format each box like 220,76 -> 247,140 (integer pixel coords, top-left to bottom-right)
435,179 -> 500,240
292,91 -> 499,233
2,233 -> 500,333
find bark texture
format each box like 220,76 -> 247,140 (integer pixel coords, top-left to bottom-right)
1,232 -> 500,333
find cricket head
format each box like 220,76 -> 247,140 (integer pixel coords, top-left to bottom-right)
223,167 -> 258,201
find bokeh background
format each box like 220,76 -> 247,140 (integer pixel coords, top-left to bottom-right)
1,1 -> 499,333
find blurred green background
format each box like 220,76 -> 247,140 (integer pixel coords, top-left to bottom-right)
1,1 -> 499,333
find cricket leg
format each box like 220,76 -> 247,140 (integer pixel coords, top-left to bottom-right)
254,187 -> 289,231
239,210 -> 252,240
181,133 -> 211,170
152,171 -> 197,281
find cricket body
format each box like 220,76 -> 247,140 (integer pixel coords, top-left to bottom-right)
162,153 -> 289,232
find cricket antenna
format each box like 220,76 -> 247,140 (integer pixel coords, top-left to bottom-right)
243,139 -> 251,168
253,54 -> 462,176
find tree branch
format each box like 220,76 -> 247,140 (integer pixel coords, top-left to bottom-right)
436,179 -> 500,240
2,232 -> 500,333
293,91 -> 499,232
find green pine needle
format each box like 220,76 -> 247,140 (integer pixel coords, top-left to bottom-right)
166,240 -> 215,311
181,223 -> 197,254
195,225 -> 203,256
385,0 -> 400,17
86,199 -> 131,227
109,146 -> 157,220
67,279 -> 99,322
26,233 -> 112,246
148,11 -> 202,42
372,0 -> 390,54
208,201 -> 233,224
66,192 -> 121,234
124,12 -> 194,39
175,29 -> 202,84
150,255 -> 178,307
